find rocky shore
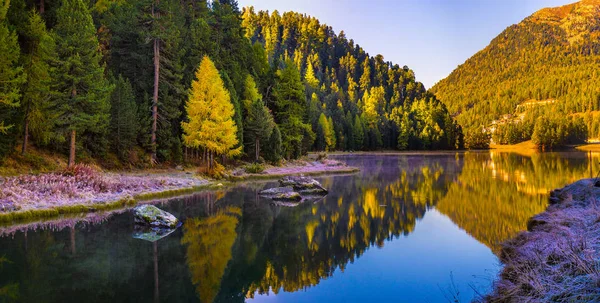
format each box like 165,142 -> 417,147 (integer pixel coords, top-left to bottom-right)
0,159 -> 358,224
483,179 -> 600,303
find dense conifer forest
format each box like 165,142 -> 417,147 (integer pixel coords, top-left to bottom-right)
0,0 -> 463,169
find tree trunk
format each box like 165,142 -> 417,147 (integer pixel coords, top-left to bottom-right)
68,129 -> 76,168
150,1 -> 160,165
22,114 -> 29,155
39,0 -> 44,14
255,138 -> 259,162
204,149 -> 208,169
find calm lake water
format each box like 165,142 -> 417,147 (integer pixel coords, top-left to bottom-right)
0,152 -> 598,303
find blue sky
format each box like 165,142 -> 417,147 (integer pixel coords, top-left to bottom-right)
237,0 -> 575,89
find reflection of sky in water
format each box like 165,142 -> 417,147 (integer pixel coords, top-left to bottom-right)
1,152 -> 597,303
248,209 -> 499,303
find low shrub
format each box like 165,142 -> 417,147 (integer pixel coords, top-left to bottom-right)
245,163 -> 265,174
316,152 -> 328,161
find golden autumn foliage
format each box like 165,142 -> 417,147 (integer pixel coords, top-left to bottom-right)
182,56 -> 241,158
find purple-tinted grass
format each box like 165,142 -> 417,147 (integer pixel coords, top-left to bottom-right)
482,179 -> 600,303
0,164 -> 207,212
262,159 -> 350,175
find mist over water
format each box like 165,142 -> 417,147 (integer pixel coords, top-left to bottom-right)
0,152 -> 597,303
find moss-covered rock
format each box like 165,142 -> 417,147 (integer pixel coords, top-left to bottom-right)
278,176 -> 328,194
133,204 -> 178,229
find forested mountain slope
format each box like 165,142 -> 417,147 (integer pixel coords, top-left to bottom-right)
431,0 -> 600,148
0,0 -> 462,169
242,8 -> 463,151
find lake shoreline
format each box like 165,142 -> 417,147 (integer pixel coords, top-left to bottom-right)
0,160 -> 358,226
483,178 -> 600,302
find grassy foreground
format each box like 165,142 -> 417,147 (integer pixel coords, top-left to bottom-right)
0,159 -> 358,226
483,179 -> 600,302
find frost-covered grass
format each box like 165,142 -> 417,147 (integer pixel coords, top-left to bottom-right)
230,159 -> 358,181
0,164 -> 208,215
483,179 -> 600,303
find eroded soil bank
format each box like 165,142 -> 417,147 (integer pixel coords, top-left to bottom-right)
483,179 -> 600,303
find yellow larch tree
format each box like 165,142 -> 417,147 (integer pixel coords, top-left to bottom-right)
182,56 -> 241,170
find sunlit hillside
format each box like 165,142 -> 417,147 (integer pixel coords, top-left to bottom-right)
432,0 -> 600,148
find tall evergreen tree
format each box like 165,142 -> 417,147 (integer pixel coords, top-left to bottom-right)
353,114 -> 364,150
20,10 -> 55,154
0,0 -> 24,136
245,99 -> 274,161
272,60 -> 314,158
109,74 -> 139,160
264,124 -> 282,164
242,75 -> 274,161
52,0 -> 110,167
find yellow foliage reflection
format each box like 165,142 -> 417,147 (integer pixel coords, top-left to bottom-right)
181,206 -> 241,303
437,152 -> 600,253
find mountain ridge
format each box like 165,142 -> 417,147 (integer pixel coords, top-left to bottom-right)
431,0 -> 600,148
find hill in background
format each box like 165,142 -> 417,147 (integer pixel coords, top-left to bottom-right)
431,0 -> 600,148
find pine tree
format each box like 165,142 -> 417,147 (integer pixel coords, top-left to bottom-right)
316,113 -> 327,151
397,111 -> 411,150
359,57 -> 371,93
353,114 -> 364,151
20,10 -> 55,154
52,0 -> 111,167
242,75 -> 274,161
109,74 -> 139,160
245,99 -> 274,161
264,124 -> 282,164
272,60 -> 314,158
304,60 -> 319,88
327,116 -> 336,150
0,0 -> 24,135
317,113 -> 336,151
241,74 -> 261,111
181,56 -> 241,169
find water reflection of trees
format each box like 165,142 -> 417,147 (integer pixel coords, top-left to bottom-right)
436,151 -> 599,253
0,152 -> 598,302
197,155 -> 461,302
182,206 -> 241,303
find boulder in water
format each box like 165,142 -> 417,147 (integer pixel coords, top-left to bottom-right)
133,204 -> 179,229
279,176 -> 328,194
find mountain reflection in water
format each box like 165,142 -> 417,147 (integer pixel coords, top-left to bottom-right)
0,152 -> 597,303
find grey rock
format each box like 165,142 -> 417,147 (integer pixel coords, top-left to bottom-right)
279,176 -> 328,194
133,204 -> 179,229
